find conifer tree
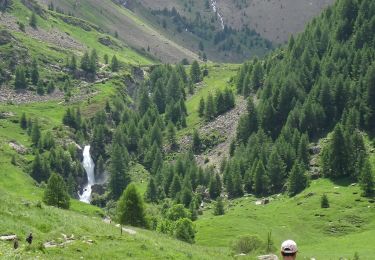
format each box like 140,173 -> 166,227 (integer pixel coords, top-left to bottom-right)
31,58 -> 39,85
167,121 -> 177,149
80,51 -> 91,72
31,152 -> 43,182
180,186 -> 193,207
109,144 -> 130,200
213,197 -> 225,216
69,55 -> 77,71
205,93 -> 216,121
253,160 -> 268,196
145,177 -> 158,203
104,54 -> 109,64
31,119 -> 41,146
192,129 -> 201,154
359,159 -> 374,197
198,97 -> 205,117
267,149 -> 285,194
20,112 -> 27,129
111,55 -> 119,72
14,66 -> 27,89
322,124 -> 351,178
243,168 -> 253,194
43,173 -> 70,209
190,60 -> 201,83
117,183 -> 147,228
365,63 -> 375,132
29,12 -> 37,28
288,162 -> 308,196
209,173 -> 221,200
321,194 -> 329,208
169,174 -> 182,199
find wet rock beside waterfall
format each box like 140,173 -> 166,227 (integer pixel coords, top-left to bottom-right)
92,184 -> 106,195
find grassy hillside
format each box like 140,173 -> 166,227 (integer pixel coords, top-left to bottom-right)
196,178 -> 375,259
3,0 -> 155,67
36,0 -> 199,63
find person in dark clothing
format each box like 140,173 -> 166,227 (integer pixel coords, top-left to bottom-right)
26,233 -> 33,245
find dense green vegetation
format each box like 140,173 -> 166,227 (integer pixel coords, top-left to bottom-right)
227,0 -> 375,199
1,0 -> 375,258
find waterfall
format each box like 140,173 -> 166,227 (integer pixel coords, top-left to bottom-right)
210,0 -> 225,30
79,145 -> 95,203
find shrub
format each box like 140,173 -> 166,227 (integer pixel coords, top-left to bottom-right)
231,235 -> 263,254
213,197 -> 225,216
174,218 -> 195,243
321,194 -> 330,208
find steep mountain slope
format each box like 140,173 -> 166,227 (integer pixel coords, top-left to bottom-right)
36,0 -> 199,63
134,0 -> 333,59
214,0 -> 334,43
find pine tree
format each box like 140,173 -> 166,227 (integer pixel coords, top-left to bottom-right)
322,124 -> 351,178
251,61 -> 263,90
321,194 -> 330,208
209,173 -> 221,200
180,186 -> 193,207
14,66 -> 27,89
80,51 -> 91,72
169,174 -> 182,199
20,112 -> 27,129
31,119 -> 41,146
104,54 -> 109,64
237,98 -> 258,144
213,197 -> 225,216
192,129 -> 201,154
233,171 -> 244,198
359,159 -> 374,197
167,121 -> 177,149
31,152 -> 43,182
190,60 -> 201,83
298,134 -> 310,168
365,63 -> 375,132
43,173 -> 70,209
109,144 -> 130,200
117,183 -> 147,228
253,160 -> 268,196
267,149 -> 286,194
111,55 -> 119,72
205,93 -> 216,121
288,162 -> 308,196
31,58 -> 39,85
150,122 -> 163,148
29,12 -> 37,28
145,177 -> 158,203
69,55 -> 77,71
198,97 -> 205,117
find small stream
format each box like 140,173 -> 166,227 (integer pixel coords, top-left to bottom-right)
79,145 -> 95,203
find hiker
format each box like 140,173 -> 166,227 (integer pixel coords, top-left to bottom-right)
13,238 -> 18,249
281,240 -> 298,259
26,233 -> 33,245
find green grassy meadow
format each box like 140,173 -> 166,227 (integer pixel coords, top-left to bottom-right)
196,178 -> 375,259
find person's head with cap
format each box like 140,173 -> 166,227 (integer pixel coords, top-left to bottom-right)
281,240 -> 298,259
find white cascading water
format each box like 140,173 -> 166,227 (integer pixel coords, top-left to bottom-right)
79,145 -> 95,203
